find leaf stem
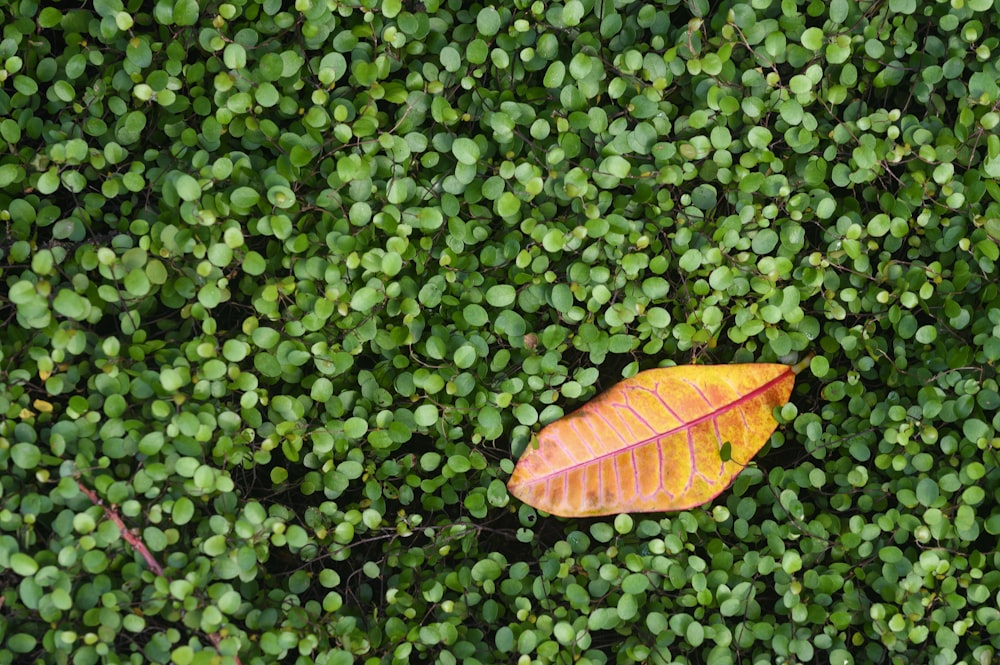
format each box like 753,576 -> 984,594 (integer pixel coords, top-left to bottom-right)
77,480 -> 243,665
791,353 -> 815,375
76,481 -> 165,576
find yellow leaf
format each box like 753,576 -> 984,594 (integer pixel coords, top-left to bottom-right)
508,362 -> 800,517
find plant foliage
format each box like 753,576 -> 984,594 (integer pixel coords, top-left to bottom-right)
1,0 -> 998,663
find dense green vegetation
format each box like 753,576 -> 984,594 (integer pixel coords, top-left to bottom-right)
1,0 -> 998,663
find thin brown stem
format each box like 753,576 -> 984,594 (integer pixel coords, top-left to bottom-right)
76,481 -> 165,576
76,480 -> 243,665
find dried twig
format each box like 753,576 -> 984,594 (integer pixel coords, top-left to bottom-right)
77,480 -> 242,665
76,482 -> 165,576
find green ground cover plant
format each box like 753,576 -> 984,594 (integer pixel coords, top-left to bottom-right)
0,0 -> 998,663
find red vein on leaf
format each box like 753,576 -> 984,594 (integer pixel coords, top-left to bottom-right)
612,455 -> 622,501
630,448 -> 641,496
566,420 -> 596,458
590,405 -> 630,444
656,438 -> 666,494
519,369 -> 791,485
596,461 -> 604,504
647,381 -> 684,422
551,429 -> 582,461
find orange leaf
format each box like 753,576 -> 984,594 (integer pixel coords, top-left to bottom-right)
507,362 -> 799,517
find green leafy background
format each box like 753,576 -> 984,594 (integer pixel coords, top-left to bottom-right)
1,0 -> 998,663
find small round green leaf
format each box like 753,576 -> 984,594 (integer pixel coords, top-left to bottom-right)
452,138 -> 480,165
11,443 -> 41,470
